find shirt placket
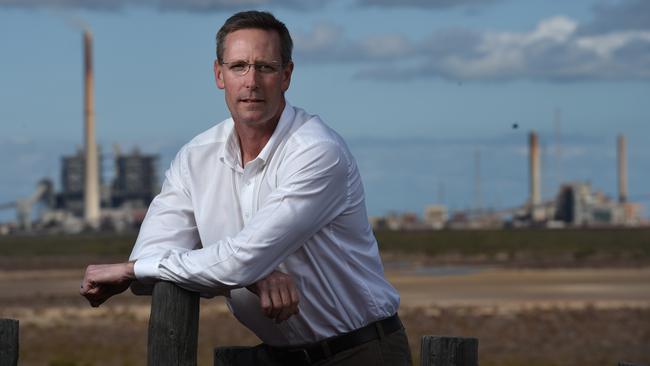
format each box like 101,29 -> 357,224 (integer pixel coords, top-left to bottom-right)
239,163 -> 257,225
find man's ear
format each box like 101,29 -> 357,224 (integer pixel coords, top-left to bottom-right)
214,60 -> 225,89
281,61 -> 294,92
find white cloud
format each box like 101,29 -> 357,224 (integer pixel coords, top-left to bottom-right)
576,31 -> 650,58
430,16 -> 585,81
349,15 -> 650,82
4,0 -> 649,82
527,15 -> 578,43
449,15 -> 650,81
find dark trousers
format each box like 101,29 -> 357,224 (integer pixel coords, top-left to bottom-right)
215,328 -> 412,366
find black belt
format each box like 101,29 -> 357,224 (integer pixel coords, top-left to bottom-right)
266,314 -> 403,365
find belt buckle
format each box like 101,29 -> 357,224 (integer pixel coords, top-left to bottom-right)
287,348 -> 311,364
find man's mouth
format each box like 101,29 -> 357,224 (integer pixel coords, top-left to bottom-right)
240,98 -> 264,103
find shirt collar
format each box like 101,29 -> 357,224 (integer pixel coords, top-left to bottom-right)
219,101 -> 295,170
256,101 -> 294,165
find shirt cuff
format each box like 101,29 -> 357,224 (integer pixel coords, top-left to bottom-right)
133,256 -> 161,283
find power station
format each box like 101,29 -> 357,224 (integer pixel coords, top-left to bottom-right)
0,30 -> 645,234
0,30 -> 159,234
371,131 -> 646,231
513,132 -> 643,228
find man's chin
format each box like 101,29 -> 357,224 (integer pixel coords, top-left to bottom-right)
236,112 -> 269,126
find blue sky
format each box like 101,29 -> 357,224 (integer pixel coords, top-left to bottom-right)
1,0 -> 649,220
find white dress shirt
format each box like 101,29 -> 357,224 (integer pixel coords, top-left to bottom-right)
130,102 -> 400,346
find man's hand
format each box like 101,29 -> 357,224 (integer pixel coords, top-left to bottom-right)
80,262 -> 136,307
247,270 -> 299,323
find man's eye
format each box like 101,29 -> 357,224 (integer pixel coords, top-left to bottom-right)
256,64 -> 277,73
229,63 -> 248,71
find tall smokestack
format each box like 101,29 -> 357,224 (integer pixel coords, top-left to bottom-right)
529,131 -> 541,207
618,134 -> 628,203
83,30 -> 100,227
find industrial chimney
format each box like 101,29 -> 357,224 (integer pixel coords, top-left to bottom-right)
529,131 -> 542,220
618,134 -> 628,203
83,30 -> 100,227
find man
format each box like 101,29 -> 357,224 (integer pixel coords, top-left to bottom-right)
81,10 -> 411,365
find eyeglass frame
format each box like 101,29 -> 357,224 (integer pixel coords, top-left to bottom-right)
219,60 -> 288,76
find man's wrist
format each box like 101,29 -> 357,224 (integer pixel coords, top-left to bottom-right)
126,261 -> 136,280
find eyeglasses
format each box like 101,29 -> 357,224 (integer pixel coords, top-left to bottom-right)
221,60 -> 284,76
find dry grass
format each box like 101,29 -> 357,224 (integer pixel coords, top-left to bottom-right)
6,302 -> 649,366
2,231 -> 649,365
402,305 -> 650,366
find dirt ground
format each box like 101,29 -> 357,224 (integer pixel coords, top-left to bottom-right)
1,265 -> 649,365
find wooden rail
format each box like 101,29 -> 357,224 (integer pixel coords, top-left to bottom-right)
0,319 -> 19,366
420,336 -> 478,366
147,281 -> 200,366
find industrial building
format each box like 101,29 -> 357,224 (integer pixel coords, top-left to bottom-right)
53,146 -> 159,214
111,149 -> 159,208
0,147 -> 159,234
510,132 -> 644,228
55,148 -> 104,217
0,30 -> 159,234
370,131 -> 646,231
553,182 -> 642,226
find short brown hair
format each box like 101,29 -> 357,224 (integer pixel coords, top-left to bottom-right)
216,11 -> 293,65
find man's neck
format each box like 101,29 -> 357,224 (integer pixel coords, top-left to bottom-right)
234,103 -> 285,166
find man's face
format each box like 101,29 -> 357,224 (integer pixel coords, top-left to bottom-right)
214,28 -> 293,127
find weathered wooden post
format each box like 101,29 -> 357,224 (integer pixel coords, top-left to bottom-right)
0,319 -> 19,366
420,336 -> 478,366
147,281 -> 200,366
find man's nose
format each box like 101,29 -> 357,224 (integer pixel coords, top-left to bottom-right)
243,66 -> 260,89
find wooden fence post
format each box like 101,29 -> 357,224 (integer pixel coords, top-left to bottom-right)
147,281 -> 200,366
0,319 -> 19,366
420,336 -> 478,366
